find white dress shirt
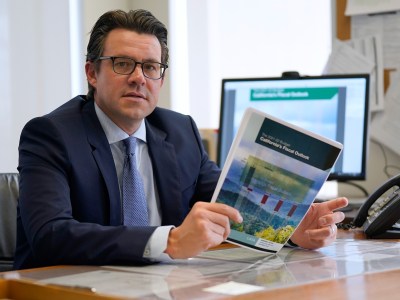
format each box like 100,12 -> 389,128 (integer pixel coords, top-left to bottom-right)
95,103 -> 173,261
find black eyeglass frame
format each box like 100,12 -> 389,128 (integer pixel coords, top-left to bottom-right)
96,56 -> 168,80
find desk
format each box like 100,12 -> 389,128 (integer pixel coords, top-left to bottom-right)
2,230 -> 400,299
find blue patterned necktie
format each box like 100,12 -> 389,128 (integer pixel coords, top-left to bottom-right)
122,136 -> 149,226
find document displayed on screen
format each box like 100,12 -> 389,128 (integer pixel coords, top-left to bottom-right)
218,75 -> 369,181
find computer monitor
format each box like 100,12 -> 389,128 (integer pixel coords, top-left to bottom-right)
217,74 -> 370,181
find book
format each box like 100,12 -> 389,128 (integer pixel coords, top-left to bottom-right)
211,107 -> 343,253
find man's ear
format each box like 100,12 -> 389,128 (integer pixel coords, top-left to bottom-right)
160,75 -> 165,88
85,61 -> 97,87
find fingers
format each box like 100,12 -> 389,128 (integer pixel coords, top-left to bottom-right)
316,197 -> 347,228
306,224 -> 337,248
323,197 -> 349,211
207,216 -> 230,240
319,210 -> 345,228
165,202 -> 243,258
193,202 -> 243,240
308,223 -> 337,239
189,202 -> 242,223
202,202 -> 243,224
329,224 -> 336,236
295,197 -> 347,250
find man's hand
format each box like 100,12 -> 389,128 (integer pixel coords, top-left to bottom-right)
165,202 -> 242,259
290,197 -> 348,249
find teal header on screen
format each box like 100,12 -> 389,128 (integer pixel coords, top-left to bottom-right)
250,87 -> 338,101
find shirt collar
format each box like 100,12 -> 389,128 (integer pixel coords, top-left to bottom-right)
94,102 -> 147,144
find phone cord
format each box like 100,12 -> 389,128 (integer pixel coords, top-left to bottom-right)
337,222 -> 357,230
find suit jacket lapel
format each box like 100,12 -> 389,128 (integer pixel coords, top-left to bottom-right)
82,100 -> 122,225
145,120 -> 185,226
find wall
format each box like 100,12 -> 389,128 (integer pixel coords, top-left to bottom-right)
0,0 -> 171,173
1,0 -> 73,173
331,0 -> 400,198
1,0 -> 397,200
338,135 -> 400,199
182,0 -> 333,129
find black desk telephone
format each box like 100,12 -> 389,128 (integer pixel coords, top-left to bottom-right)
351,174 -> 400,238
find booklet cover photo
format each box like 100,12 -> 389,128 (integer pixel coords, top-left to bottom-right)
211,108 -> 343,253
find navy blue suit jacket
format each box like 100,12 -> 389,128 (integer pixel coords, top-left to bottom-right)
14,96 -> 220,269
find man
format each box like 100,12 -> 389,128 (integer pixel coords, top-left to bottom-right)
14,9 -> 348,270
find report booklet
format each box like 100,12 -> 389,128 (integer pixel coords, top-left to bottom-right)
211,107 -> 343,253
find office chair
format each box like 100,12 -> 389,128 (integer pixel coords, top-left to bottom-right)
0,173 -> 19,272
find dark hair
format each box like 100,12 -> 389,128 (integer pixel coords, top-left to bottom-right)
86,9 -> 169,99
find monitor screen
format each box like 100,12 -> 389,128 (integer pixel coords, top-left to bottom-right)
217,74 -> 370,181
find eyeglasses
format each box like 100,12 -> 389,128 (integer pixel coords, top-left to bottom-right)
97,56 -> 168,80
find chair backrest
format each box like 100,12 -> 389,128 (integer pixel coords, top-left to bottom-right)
0,173 -> 19,272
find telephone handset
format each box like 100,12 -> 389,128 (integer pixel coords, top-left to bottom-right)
352,174 -> 400,238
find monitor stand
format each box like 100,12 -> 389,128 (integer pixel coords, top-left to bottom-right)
316,181 -> 338,201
